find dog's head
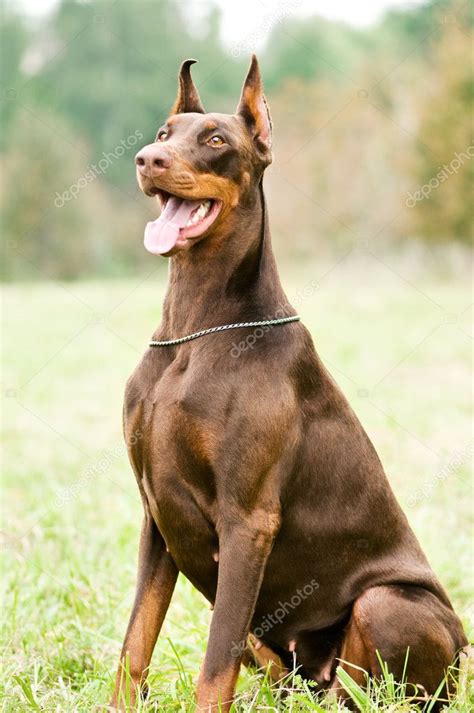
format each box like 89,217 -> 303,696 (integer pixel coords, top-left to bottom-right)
135,55 -> 272,256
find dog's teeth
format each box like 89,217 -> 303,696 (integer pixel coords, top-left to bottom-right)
184,200 -> 212,228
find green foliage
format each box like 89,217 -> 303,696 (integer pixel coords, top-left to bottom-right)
0,0 -> 472,279
2,107 -> 94,279
0,4 -> 29,148
407,0 -> 473,243
263,16 -> 368,89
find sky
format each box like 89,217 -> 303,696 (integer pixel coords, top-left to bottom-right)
17,0 -> 426,46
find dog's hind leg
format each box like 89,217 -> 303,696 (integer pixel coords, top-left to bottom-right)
331,584 -> 467,711
110,513 -> 178,711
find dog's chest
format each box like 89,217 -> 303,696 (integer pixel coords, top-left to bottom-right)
124,351 -> 223,585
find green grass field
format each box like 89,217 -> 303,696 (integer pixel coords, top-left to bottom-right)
2,254 -> 473,711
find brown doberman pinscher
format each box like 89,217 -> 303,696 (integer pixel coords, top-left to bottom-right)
110,56 -> 467,711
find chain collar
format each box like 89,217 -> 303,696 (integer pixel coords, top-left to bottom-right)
149,315 -> 300,347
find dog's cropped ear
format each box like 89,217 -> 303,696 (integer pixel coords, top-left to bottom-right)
170,59 -> 206,115
237,54 -> 272,159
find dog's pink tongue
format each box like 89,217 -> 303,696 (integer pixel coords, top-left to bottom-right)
144,196 -> 200,255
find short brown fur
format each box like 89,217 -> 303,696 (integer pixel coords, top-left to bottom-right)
110,56 -> 467,712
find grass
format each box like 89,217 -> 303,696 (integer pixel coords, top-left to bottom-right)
1,252 -> 473,711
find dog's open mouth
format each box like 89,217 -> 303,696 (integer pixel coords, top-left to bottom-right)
144,190 -> 222,255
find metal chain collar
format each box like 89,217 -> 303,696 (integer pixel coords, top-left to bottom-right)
149,315 -> 300,347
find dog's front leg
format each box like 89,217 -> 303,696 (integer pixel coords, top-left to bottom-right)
110,513 -> 178,710
196,510 -> 281,712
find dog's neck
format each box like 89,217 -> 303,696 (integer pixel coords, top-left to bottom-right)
159,184 -> 292,338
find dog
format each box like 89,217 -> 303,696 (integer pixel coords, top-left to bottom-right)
110,56 -> 467,711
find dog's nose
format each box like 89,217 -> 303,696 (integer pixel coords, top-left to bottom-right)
135,145 -> 172,176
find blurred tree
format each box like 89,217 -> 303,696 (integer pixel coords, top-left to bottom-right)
1,107 -> 106,279
264,15 -> 368,90
406,0 -> 473,242
24,0 -> 241,183
0,4 -> 30,148
0,105 -> 151,279
1,0 -> 472,279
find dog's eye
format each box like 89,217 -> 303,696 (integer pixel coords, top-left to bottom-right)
157,130 -> 168,142
207,135 -> 225,147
